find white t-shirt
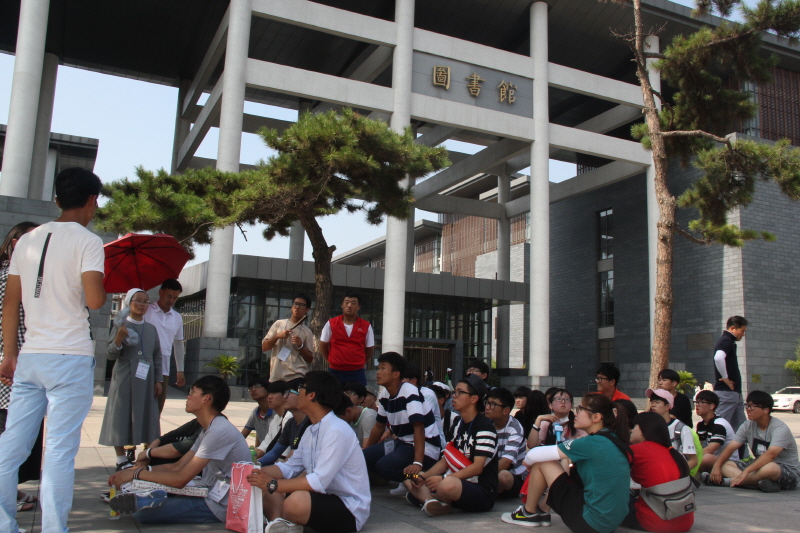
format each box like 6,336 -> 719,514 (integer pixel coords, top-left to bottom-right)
668,419 -> 697,457
9,222 -> 104,356
320,321 -> 375,347
144,302 -> 184,375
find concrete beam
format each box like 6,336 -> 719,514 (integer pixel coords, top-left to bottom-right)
413,139 -> 530,200
177,78 -> 223,171
246,59 -> 394,113
548,63 -> 643,108
182,8 -> 229,118
415,194 -> 505,218
313,46 -> 393,113
252,0 -> 396,46
189,106 -> 293,135
575,105 -> 642,135
415,125 -> 458,147
549,123 -> 651,165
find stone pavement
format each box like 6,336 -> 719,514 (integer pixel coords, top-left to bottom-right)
14,388 -> 800,533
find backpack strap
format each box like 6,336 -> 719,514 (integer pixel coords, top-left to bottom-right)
595,430 -> 634,464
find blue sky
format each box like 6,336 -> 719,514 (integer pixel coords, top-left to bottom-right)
0,0 -> 715,265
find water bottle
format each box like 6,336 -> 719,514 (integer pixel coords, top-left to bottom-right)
554,423 -> 564,444
250,445 -> 257,464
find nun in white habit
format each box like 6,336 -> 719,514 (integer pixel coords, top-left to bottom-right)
99,288 -> 162,467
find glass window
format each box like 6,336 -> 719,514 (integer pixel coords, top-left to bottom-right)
598,209 -> 613,260
599,339 -> 614,363
598,270 -> 614,327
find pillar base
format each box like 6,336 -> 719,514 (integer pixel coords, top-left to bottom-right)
496,370 -> 565,390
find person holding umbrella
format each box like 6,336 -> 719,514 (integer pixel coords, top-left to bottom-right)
99,288 -> 162,470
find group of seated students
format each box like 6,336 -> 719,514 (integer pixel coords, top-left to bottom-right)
104,360 -> 799,533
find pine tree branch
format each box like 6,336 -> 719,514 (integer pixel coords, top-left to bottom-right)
660,130 -> 731,144
643,52 -> 666,59
178,221 -> 216,246
673,225 -> 713,245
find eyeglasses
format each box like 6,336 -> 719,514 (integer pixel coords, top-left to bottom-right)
551,397 -> 572,404
575,405 -> 597,415
130,299 -> 150,305
298,384 -> 307,392
248,385 -> 265,391
452,389 -> 473,398
483,399 -> 505,410
595,376 -> 611,382
744,403 -> 765,411
693,400 -> 712,406
284,389 -> 300,397
291,302 -> 308,308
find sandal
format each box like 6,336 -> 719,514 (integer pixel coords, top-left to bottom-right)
17,491 -> 37,503
16,500 -> 34,512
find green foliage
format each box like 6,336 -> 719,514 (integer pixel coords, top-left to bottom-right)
677,370 -> 698,395
784,339 -> 800,383
204,354 -> 241,380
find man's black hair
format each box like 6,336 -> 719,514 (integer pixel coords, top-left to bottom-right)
658,368 -> 680,383
54,167 -> 102,210
247,375 -> 270,390
285,377 -> 305,393
695,390 -> 719,410
343,291 -> 362,305
429,384 -> 448,400
161,278 -> 183,292
334,393 -> 354,418
377,351 -> 407,376
467,358 -> 490,379
192,375 -> 230,413
513,385 -> 532,398
403,362 -> 422,385
343,381 -> 368,400
304,370 -> 343,410
726,315 -> 748,329
293,293 -> 312,308
746,390 -> 774,412
488,387 -> 515,412
597,363 -> 621,387
267,381 -> 288,394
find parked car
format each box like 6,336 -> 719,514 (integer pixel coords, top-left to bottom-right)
772,387 -> 800,413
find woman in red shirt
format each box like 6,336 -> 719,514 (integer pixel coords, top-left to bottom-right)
626,412 -> 694,532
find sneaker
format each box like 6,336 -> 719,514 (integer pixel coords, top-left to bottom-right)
758,478 -> 781,493
700,472 -> 729,486
405,492 -> 423,508
501,505 -> 542,527
109,489 -> 168,514
422,499 -> 451,517
115,461 -> 135,471
389,484 -> 408,496
264,518 -> 304,533
536,507 -> 551,527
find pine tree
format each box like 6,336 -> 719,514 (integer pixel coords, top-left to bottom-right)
617,0 -> 800,387
97,108 -> 449,367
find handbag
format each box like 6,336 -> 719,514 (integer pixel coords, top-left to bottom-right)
225,462 -> 264,533
640,476 -> 696,521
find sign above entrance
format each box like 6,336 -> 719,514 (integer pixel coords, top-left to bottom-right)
412,52 -> 532,118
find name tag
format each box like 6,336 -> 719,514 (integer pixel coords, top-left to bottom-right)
135,361 -> 150,380
277,347 -> 292,362
384,438 -> 395,455
207,478 -> 230,503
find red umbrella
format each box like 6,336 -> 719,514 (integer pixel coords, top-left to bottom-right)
103,233 -> 191,293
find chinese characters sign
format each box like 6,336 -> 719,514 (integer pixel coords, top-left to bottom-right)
433,67 -> 518,104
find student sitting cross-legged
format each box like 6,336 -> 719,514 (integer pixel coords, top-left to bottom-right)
704,390 -> 800,492
694,390 -> 739,474
646,388 -> 701,476
501,393 -> 632,532
404,374 -> 498,517
247,371 -> 371,533
483,387 -> 528,499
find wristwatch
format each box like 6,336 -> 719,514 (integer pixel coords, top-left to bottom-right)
268,478 -> 279,494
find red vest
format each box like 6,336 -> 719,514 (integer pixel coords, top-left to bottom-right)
328,315 -> 370,371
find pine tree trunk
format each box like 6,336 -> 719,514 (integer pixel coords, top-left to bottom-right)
298,213 -> 335,371
632,0 -> 675,389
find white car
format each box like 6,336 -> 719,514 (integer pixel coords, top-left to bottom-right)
771,387 -> 800,413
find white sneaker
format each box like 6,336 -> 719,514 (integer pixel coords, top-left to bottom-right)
264,517 -> 304,533
389,484 -> 408,496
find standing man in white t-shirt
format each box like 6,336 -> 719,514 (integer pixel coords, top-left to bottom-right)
145,278 -> 185,413
0,168 -> 107,533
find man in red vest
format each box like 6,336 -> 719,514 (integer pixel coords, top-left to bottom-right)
319,292 -> 375,386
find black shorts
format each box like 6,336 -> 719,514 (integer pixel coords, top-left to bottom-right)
546,473 -> 602,533
306,492 -> 357,533
450,479 -> 496,512
498,472 -> 526,499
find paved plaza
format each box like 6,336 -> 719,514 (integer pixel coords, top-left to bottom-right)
14,388 -> 800,533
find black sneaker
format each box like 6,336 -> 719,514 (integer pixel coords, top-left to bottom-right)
109,489 -> 168,514
405,492 -> 423,508
758,478 -> 781,493
115,461 -> 134,472
501,505 -> 542,527
536,507 -> 551,527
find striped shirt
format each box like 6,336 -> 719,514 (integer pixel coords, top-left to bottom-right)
377,382 -> 441,461
495,416 -> 527,476
451,413 -> 498,492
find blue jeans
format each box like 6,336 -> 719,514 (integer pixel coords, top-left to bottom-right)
363,440 -> 437,483
134,495 -> 220,524
0,353 -> 95,533
328,368 -> 367,387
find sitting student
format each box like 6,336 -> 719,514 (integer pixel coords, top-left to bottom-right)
466,358 -> 491,382
705,390 -> 800,492
363,386 -> 378,411
363,352 -> 441,483
527,388 -> 587,448
259,378 -> 310,466
658,368 -> 693,427
242,376 -> 273,448
695,390 -> 739,473
624,412 -> 694,533
646,388 -> 701,475
430,384 -> 460,443
502,393 -> 632,532
248,371 -> 371,533
107,375 -> 251,523
256,381 -> 292,459
596,364 -> 631,401
405,375 -> 498,516
342,382 -> 378,448
404,362 -> 445,447
135,419 -> 203,467
483,387 -> 527,499
516,389 -> 550,440
512,386 -> 532,417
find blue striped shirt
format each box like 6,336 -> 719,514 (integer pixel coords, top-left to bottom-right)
377,382 -> 441,460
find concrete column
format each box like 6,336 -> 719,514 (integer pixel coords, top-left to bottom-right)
528,1 -> 550,377
381,0 -> 415,354
0,0 -> 50,198
28,52 -> 58,201
287,100 -> 313,261
171,79 -> 192,175
41,148 -> 57,201
406,177 -> 416,272
645,34 -> 661,348
496,172 -> 511,368
203,0 -> 252,338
